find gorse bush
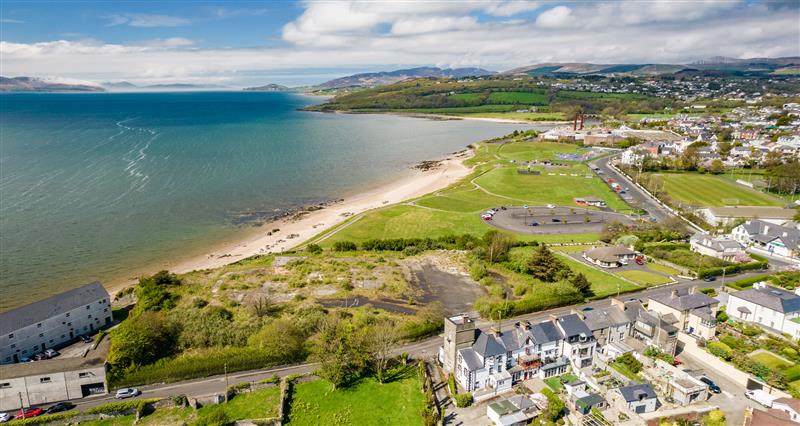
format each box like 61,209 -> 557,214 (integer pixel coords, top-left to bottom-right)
707,341 -> 733,361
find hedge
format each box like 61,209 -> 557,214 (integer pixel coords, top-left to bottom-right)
727,274 -> 771,290
11,412 -> 78,425
453,393 -> 473,408
85,398 -> 161,415
698,259 -> 768,279
707,341 -> 733,361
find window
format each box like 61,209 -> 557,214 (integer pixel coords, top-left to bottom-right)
7,333 -> 13,339
37,323 -> 42,328
40,377 -> 51,384
38,333 -> 44,338
78,372 -> 90,378
88,315 -> 92,319
86,305 -> 90,310
66,313 -> 70,317
0,383 -> 10,389
67,322 -> 72,327
10,344 -> 15,349
49,339 -> 54,343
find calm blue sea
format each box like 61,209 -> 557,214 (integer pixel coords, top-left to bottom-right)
0,91 -> 539,309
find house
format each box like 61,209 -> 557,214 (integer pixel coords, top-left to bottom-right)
689,232 -> 743,261
575,305 -> 630,357
650,359 -> 708,406
0,338 -> 108,410
583,245 -> 638,268
486,395 -> 542,426
443,316 -> 571,398
555,314 -> 596,370
732,220 -> 800,258
699,206 -> 797,227
726,282 -> 800,336
0,282 -> 111,365
648,287 -> 719,340
744,407 -> 799,426
573,393 -> 608,415
616,383 -> 659,414
574,197 -> 607,208
773,398 -> 800,423
629,307 -> 679,356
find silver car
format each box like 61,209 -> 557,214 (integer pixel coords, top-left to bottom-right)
115,388 -> 141,399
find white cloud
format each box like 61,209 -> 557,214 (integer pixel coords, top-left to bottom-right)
485,1 -> 541,17
534,5 -> 572,28
2,1 -> 798,85
106,13 -> 191,28
0,18 -> 24,24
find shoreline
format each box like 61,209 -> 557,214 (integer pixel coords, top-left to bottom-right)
313,109 -> 570,125
106,149 -> 475,298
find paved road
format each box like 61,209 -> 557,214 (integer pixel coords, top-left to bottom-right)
591,156 -> 672,221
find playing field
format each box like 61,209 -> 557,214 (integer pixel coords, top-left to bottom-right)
312,140 -> 635,247
653,173 -> 783,207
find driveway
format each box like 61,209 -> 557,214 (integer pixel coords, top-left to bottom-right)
590,156 -> 672,221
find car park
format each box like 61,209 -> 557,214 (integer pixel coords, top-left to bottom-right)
116,388 -> 141,399
45,402 -> 75,414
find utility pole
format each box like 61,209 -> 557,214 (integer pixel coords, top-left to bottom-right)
224,363 -> 229,403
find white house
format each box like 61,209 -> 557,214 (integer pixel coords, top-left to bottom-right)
772,398 -> 800,424
732,220 -> 800,259
486,395 -> 543,426
616,383 -> 658,414
726,282 -> 800,337
689,232 -> 743,261
555,314 -> 596,370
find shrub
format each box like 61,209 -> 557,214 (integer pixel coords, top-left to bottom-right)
469,261 -> 488,281
615,352 -> 643,374
12,412 -> 78,425
332,241 -> 358,251
699,287 -> 717,296
305,243 -> 322,254
447,374 -> 457,396
86,398 -> 160,415
454,393 -> 473,408
707,341 -> 733,360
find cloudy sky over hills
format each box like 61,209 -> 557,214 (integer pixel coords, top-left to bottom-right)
1,0 -> 798,86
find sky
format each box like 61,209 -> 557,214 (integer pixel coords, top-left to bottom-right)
1,0 -> 798,87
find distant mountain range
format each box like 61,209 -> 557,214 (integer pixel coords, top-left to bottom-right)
102,82 -> 228,91
505,57 -> 800,77
314,66 -> 495,90
0,76 -> 105,92
243,83 -> 290,92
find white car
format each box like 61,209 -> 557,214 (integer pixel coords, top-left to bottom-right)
546,204 -> 556,209
115,388 -> 141,399
0,412 -> 10,423
486,209 -> 496,215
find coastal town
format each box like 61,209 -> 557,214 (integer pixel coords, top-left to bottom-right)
1,67 -> 799,426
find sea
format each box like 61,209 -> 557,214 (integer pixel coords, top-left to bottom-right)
0,91 -> 543,310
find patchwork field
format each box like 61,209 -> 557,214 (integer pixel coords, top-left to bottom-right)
651,173 -> 783,207
285,367 -> 425,426
313,140 -> 629,247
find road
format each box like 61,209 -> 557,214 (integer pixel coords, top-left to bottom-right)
591,156 -> 672,221
64,277 -> 744,412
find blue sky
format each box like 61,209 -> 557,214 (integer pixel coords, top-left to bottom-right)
1,1 -> 798,87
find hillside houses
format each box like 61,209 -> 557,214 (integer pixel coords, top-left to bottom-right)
731,219 -> 800,258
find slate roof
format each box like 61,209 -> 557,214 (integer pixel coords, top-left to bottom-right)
581,306 -> 630,331
739,220 -> 800,250
556,314 -> 592,338
618,383 -> 657,403
635,309 -> 679,333
458,348 -> 483,371
584,245 -> 636,263
690,232 -> 742,251
473,330 -> 508,358
529,321 -> 563,344
649,289 -> 717,312
0,282 -> 108,335
576,393 -> 606,409
732,286 -> 800,314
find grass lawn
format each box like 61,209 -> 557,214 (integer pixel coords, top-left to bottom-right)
544,373 -> 579,392
551,244 -> 596,253
647,263 -> 680,276
555,253 -> 640,298
750,351 -> 794,369
652,173 -> 784,207
286,367 -> 425,426
615,270 -> 672,286
610,360 -> 641,381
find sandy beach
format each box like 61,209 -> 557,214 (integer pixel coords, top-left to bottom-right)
107,149 -> 474,297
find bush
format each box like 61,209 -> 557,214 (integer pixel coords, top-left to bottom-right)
86,398 -> 160,415
454,393 -> 473,407
699,287 -> 717,296
12,412 -> 78,425
447,374 -> 457,396
469,261 -> 488,281
727,275 -> 769,290
615,352 -> 643,374
332,241 -> 358,252
707,341 -> 733,361
306,243 -> 322,254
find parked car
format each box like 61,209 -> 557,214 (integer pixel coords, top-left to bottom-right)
33,353 -> 47,361
546,204 -> 556,209
672,357 -> 682,366
703,276 -> 716,282
0,412 -> 10,423
44,349 -> 59,359
45,402 -> 75,414
700,377 -> 720,393
481,214 -> 493,221
115,388 -> 141,399
80,334 -> 94,343
529,222 -> 539,226
635,258 -> 644,265
551,218 -> 560,222
15,408 -> 43,420
486,209 -> 497,215
607,179 -> 614,183
19,356 -> 32,363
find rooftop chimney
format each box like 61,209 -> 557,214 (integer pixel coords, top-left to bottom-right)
690,286 -> 697,295
671,289 -> 679,298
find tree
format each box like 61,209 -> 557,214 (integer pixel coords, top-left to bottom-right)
312,317 -> 370,390
107,312 -> 178,375
132,271 -> 181,315
366,320 -> 400,384
526,245 -> 570,282
570,273 -> 592,296
708,159 -> 725,174
248,318 -> 308,364
483,230 -> 514,263
767,161 -> 800,194
306,243 -> 322,254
